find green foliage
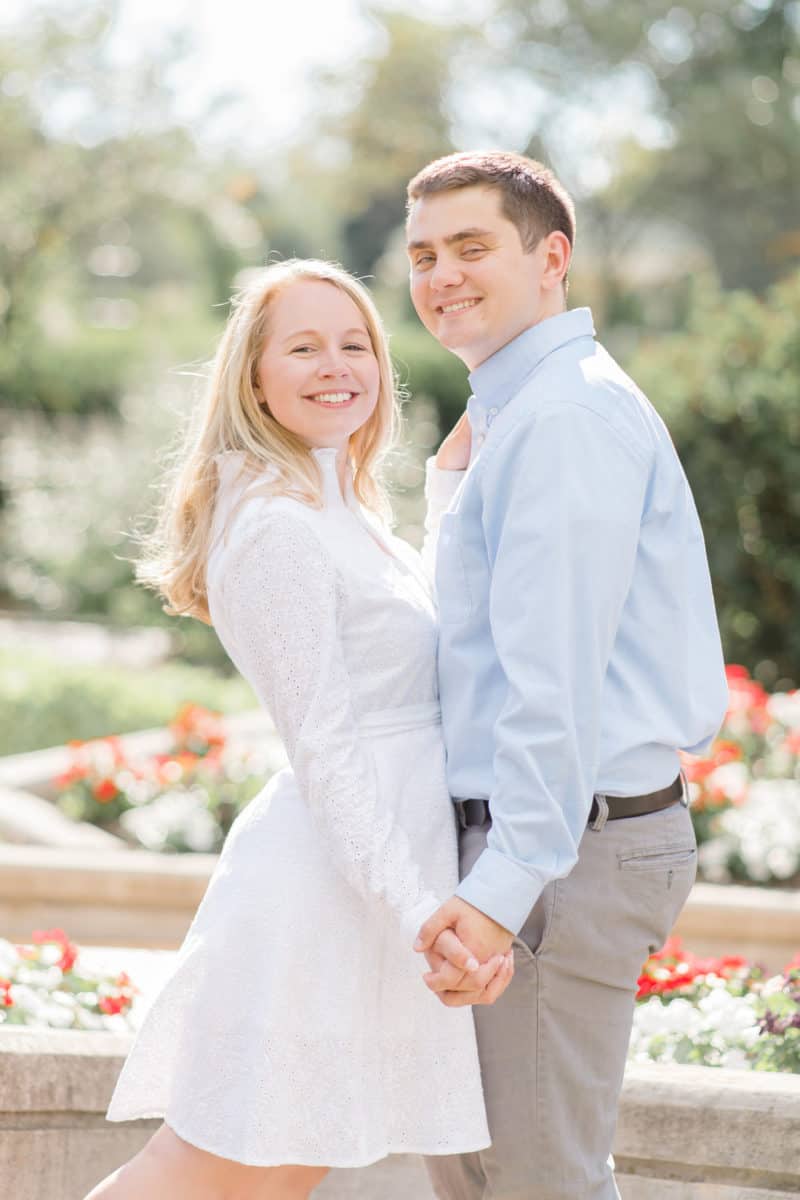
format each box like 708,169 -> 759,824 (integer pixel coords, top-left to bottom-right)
0,649 -> 255,756
628,270 -> 800,683
391,323 -> 469,430
480,0 -> 800,310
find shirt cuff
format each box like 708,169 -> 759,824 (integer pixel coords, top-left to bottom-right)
455,847 -> 547,936
400,892 -> 442,944
424,456 -> 465,508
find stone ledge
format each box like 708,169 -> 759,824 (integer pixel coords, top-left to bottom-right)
0,1032 -> 798,1200
673,882 -> 800,971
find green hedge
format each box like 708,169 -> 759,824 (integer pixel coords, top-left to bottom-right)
1,650 -> 255,756
628,271 -> 800,687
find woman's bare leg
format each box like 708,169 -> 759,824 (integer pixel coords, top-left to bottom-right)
83,1122 -> 329,1200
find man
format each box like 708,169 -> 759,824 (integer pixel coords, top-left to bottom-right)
405,151 -> 728,1199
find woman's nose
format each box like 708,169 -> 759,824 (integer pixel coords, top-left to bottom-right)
318,353 -> 350,376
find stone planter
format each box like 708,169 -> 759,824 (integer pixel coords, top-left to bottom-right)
1,1028 -> 798,1200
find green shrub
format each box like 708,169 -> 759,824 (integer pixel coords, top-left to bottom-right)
1,650 -> 255,756
628,271 -> 800,686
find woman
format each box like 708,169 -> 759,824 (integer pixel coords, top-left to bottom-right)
86,260 -> 511,1200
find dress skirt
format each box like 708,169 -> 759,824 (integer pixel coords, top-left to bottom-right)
106,703 -> 490,1167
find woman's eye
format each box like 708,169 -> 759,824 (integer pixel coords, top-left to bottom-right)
344,343 -> 369,352
291,345 -> 315,354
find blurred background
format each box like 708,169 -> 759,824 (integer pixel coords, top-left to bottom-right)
2,0 -> 799,756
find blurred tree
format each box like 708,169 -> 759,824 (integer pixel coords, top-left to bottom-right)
295,6 -> 462,276
487,0 -> 800,292
0,5 -> 265,415
628,268 -> 800,684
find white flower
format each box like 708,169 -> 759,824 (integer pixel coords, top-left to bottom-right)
0,939 -> 20,976
706,761 -> 749,805
767,691 -> 800,730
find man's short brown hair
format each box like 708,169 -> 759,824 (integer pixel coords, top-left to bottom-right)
406,150 -> 576,254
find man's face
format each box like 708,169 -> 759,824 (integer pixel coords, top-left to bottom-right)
406,185 -> 552,370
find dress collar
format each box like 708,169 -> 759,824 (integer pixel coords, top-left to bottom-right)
468,307 -> 595,418
213,447 -> 356,512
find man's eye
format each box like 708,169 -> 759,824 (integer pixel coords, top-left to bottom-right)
463,246 -> 486,256
415,255 -> 435,267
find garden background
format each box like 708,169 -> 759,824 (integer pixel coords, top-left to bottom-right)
3,0 -> 799,745
3,0 -> 800,870
1,7 -> 800,1182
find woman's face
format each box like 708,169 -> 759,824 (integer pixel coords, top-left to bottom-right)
255,279 -> 381,451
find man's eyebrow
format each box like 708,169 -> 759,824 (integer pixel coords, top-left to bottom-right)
407,227 -> 495,251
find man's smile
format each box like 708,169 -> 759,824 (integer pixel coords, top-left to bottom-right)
437,298 -> 482,315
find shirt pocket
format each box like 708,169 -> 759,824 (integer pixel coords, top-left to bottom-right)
436,510 -> 473,624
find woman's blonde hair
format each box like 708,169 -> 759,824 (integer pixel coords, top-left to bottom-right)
137,259 -> 399,623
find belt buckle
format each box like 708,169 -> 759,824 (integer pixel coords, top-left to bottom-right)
589,794 -> 609,832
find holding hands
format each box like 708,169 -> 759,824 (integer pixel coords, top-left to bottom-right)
415,896 -> 515,1007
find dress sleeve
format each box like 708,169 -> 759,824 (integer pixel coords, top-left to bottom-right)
221,512 -> 440,941
421,457 -> 466,581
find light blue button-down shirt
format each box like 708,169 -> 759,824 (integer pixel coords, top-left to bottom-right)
428,307 -> 728,935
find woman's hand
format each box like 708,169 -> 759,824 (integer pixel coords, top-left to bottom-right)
435,411 -> 472,472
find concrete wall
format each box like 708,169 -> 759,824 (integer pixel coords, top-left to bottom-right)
1,1030 -> 799,1200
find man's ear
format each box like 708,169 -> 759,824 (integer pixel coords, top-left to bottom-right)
541,231 -> 572,292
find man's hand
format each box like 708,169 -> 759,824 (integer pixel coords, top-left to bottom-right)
423,941 -> 514,1007
414,896 -> 515,1007
416,895 -> 514,962
436,411 -> 472,471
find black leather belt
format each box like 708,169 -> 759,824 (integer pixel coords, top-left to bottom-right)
455,774 -> 686,832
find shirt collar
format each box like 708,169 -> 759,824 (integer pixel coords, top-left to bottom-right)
468,307 -> 596,417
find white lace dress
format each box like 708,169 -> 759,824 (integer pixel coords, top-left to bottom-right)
105,448 -> 490,1167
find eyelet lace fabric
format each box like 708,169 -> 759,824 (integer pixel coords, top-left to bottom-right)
106,455 -> 489,1166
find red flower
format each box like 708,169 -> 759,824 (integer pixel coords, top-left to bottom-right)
92,778 -> 118,803
99,993 -> 130,1016
712,740 -> 743,765
725,664 -> 751,681
783,733 -> 800,756
0,978 -> 13,1007
32,928 -> 78,972
636,937 -> 752,1001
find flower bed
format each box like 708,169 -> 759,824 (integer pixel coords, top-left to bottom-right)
684,665 -> 800,886
51,704 -> 277,853
0,928 -> 137,1032
631,937 -> 800,1072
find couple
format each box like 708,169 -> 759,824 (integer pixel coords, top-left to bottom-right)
87,151 -> 727,1200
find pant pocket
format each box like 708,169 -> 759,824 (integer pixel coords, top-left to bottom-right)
515,878 -> 559,961
617,844 -> 696,873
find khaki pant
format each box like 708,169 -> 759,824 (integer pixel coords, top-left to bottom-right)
425,796 -> 697,1200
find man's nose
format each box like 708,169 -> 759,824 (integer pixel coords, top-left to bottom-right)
430,257 -> 464,290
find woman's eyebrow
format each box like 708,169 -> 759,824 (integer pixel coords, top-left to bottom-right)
281,326 -> 369,343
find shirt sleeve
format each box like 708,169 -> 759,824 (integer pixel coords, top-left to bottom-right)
221,513 -> 441,940
421,456 -> 466,581
454,404 -> 649,934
